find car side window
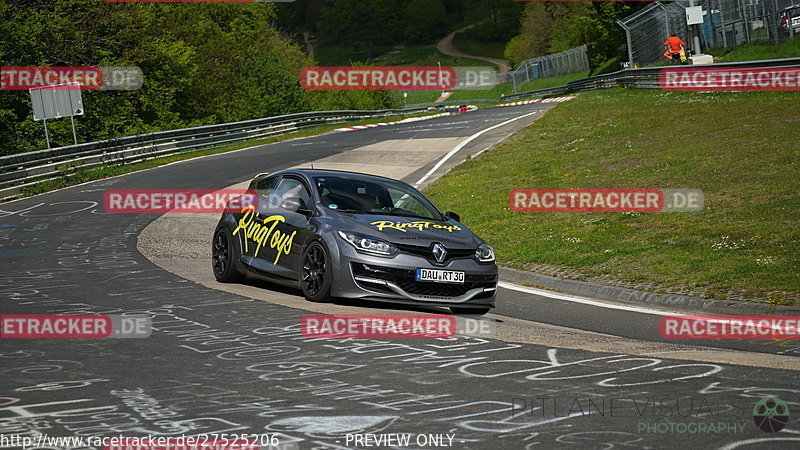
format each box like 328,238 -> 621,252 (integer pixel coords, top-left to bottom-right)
254,176 -> 278,200
273,177 -> 311,210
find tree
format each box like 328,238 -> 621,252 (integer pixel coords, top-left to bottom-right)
404,0 -> 446,43
503,1 -> 645,70
0,0 -> 399,156
503,2 -> 553,67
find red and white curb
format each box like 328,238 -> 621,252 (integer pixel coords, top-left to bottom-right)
496,96 -> 576,107
335,107 -> 476,132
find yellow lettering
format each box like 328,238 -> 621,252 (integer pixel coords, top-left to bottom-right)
370,220 -> 461,233
232,205 -> 256,252
371,220 -> 404,232
232,207 -> 293,264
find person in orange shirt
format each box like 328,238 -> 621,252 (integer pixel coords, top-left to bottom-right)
663,34 -> 686,62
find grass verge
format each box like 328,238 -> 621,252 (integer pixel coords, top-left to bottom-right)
12,112 -> 440,201
645,35 -> 800,67
451,35 -> 506,60
707,35 -> 800,62
424,89 -> 800,303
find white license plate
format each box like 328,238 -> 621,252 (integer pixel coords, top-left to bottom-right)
415,268 -> 465,284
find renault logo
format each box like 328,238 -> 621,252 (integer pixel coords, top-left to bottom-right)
432,243 -> 447,263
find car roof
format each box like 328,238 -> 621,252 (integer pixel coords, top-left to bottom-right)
260,169 -> 408,185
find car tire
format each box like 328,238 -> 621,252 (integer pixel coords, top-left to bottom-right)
212,227 -> 245,283
301,240 -> 332,302
450,307 -> 491,316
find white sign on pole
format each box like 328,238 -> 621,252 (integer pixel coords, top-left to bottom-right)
686,6 -> 704,26
30,82 -> 84,121
29,82 -> 84,147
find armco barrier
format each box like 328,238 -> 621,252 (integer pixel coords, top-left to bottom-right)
0,107 -> 426,200
5,56 -> 800,200
500,56 -> 800,101
406,99 -> 498,108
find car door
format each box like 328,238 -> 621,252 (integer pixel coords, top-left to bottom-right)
242,175 -> 315,280
235,174 -> 281,273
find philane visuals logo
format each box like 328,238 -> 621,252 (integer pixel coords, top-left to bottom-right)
1,314 -> 151,338
1,66 -> 143,90
660,67 -> 800,91
659,315 -> 800,340
753,396 -> 790,433
103,189 -> 258,213
509,189 -> 703,212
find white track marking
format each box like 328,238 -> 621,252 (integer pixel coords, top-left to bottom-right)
498,281 -> 684,317
502,282 -> 800,334
414,110 -> 543,187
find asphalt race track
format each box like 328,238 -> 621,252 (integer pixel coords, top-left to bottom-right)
1,105 -> 799,449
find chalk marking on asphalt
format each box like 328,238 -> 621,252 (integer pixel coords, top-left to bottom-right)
414,109 -> 543,187
498,281 -> 684,317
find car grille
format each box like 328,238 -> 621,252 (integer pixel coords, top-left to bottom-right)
394,243 -> 475,265
352,263 -> 496,299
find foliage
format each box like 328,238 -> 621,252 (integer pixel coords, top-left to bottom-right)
0,0 -> 399,155
504,2 -> 643,69
426,89 -> 800,299
706,35 -> 800,62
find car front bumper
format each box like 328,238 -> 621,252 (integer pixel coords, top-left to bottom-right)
327,237 -> 497,309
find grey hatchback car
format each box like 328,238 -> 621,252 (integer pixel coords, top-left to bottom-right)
212,169 -> 497,315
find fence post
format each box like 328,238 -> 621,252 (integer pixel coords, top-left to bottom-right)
739,0 -> 752,43
616,20 -> 635,67
719,1 -> 729,47
707,0 -> 717,48
525,61 -> 530,84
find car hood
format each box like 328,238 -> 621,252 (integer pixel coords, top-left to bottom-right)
331,212 -> 481,249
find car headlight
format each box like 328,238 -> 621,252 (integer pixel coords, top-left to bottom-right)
475,243 -> 495,263
338,231 -> 398,257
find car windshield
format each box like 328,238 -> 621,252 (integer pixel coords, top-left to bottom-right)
314,175 -> 443,220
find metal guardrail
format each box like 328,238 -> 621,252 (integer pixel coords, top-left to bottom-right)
406,99 -> 498,108
5,56 -> 799,200
500,85 -> 570,101
500,56 -> 800,101
0,107 -> 427,200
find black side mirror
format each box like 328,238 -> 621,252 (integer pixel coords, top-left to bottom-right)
445,211 -> 461,223
280,197 -> 310,214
